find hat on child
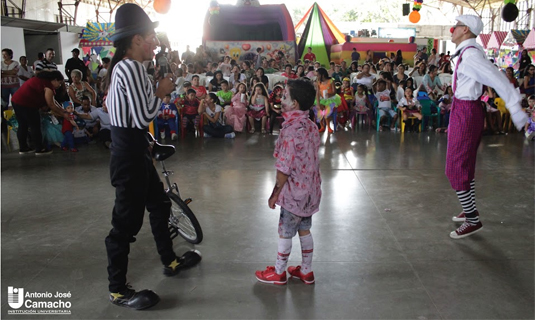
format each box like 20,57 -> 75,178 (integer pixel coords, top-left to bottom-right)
342,77 -> 350,82
455,15 -> 484,37
63,101 -> 74,109
110,3 -> 159,42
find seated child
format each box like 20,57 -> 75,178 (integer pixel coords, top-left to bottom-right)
255,79 -> 321,286
438,85 -> 453,127
247,83 -> 269,134
90,98 -> 112,148
200,93 -> 235,138
525,95 -> 535,115
484,87 -> 504,135
397,87 -> 422,132
351,84 -> 373,127
374,79 -> 398,131
524,109 -> 535,140
226,83 -> 248,133
268,85 -> 284,134
61,101 -> 80,152
216,80 -> 233,108
208,70 -> 224,92
157,94 -> 179,140
180,89 -> 201,134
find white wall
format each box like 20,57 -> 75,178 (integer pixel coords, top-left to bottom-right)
57,31 -> 82,79
1,26 -> 26,58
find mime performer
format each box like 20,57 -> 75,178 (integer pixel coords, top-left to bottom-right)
447,15 -> 528,239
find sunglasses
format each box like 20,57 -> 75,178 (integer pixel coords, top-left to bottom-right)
450,24 -> 467,33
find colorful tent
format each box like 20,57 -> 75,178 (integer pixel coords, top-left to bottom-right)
79,22 -> 115,47
522,28 -> 535,49
502,29 -> 530,47
295,2 -> 346,67
487,31 -> 508,50
476,33 -> 491,49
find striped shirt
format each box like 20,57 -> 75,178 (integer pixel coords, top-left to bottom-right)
107,59 -> 161,129
34,60 -> 57,72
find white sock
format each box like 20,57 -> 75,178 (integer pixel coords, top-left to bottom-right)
299,233 -> 314,274
274,238 -> 292,274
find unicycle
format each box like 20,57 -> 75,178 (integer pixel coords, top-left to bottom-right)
148,133 -> 203,244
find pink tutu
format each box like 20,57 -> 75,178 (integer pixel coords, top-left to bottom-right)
225,103 -> 247,132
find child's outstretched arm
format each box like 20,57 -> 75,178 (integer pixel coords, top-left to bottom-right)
268,170 -> 289,209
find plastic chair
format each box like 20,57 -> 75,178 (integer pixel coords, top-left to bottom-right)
3,109 -> 15,147
351,111 -> 371,130
419,99 -> 440,130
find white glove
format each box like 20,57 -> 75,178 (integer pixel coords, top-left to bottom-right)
511,111 -> 529,131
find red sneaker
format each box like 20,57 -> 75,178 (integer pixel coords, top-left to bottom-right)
452,211 -> 479,222
450,221 -> 483,239
62,147 -> 68,151
288,266 -> 315,284
70,148 -> 78,152
255,266 -> 287,285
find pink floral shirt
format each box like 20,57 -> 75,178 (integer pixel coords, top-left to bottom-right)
274,110 -> 321,217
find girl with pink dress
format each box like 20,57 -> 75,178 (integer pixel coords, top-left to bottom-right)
225,82 -> 248,132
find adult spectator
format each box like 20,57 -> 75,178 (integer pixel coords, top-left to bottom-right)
181,45 -> 195,64
255,47 -> 263,69
75,96 -> 98,136
11,70 -> 65,155
519,49 -> 532,79
97,57 -> 110,94
65,48 -> 87,83
1,48 -> 20,107
35,48 -> 57,74
351,48 -> 361,63
68,69 -> 96,107
32,52 -> 44,71
17,56 -> 34,86
394,50 -> 403,66
523,64 -> 535,96
303,47 -> 316,62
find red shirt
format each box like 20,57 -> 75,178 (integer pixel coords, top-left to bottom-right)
282,72 -> 298,79
62,113 -> 75,134
304,53 -> 316,62
11,77 -> 55,108
182,98 -> 200,115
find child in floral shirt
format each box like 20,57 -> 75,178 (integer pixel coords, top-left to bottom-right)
255,79 -> 321,285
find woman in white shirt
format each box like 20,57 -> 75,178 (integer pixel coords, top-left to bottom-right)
17,56 -> 34,86
354,63 -> 375,91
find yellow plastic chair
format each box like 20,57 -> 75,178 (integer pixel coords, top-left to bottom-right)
400,108 -> 421,133
3,109 -> 14,147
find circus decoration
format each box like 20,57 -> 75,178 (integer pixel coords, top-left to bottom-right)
79,22 -> 114,47
409,0 -> 423,24
154,0 -> 171,14
501,0 -> 519,22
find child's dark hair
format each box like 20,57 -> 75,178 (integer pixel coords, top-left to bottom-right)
376,79 -> 387,86
192,75 -> 199,80
528,95 -> 535,100
81,95 -> 90,101
308,65 -> 314,71
357,84 -> 368,95
220,79 -> 229,86
286,79 -> 316,111
285,63 -> 292,69
186,88 -> 196,95
208,92 -> 218,103
165,93 -> 171,98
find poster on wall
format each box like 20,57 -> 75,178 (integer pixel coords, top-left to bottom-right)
205,41 -> 296,64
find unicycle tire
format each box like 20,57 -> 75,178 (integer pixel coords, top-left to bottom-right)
167,192 -> 203,244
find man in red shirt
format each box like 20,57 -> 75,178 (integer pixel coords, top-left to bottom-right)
303,47 -> 316,62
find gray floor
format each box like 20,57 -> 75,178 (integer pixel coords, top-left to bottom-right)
1,128 -> 534,320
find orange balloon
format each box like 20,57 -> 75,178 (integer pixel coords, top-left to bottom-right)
154,0 -> 171,14
409,11 -> 420,23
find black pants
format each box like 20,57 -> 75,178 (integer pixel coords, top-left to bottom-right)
105,152 -> 176,293
12,103 -> 43,151
203,123 -> 233,138
269,111 -> 282,133
98,128 -> 111,143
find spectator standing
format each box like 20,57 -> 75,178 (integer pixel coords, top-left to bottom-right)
1,48 -> 20,106
35,48 -> 58,74
65,48 -> 87,83
351,48 -> 361,63
303,47 -> 316,62
17,56 -> 34,86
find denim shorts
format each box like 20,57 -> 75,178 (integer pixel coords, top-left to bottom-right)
278,207 -> 312,238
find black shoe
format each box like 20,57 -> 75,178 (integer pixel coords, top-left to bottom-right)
163,250 -> 202,276
109,287 -> 160,310
35,149 -> 53,156
19,148 -> 35,154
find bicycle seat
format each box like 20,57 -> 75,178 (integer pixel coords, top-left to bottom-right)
151,141 -> 175,161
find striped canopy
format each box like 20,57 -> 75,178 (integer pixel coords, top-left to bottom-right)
487,31 -> 508,50
295,2 -> 346,67
523,29 -> 535,49
476,34 -> 491,49
502,29 -> 530,47
79,22 -> 115,47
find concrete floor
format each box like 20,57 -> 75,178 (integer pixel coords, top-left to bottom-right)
1,129 -> 534,320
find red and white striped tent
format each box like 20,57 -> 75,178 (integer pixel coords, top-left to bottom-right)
487,31 -> 508,50
476,33 -> 491,49
523,28 -> 535,49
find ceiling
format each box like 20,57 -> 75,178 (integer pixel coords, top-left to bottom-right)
439,0 -> 508,10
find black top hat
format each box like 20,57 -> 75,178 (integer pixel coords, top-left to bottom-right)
110,3 -> 159,42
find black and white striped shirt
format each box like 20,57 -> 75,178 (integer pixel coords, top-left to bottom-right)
107,59 -> 161,129
34,60 -> 57,72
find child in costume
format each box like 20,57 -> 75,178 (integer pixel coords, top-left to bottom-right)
315,67 -> 341,133
157,94 -> 179,140
225,83 -> 248,132
61,101 -> 80,152
524,110 -> 535,140
268,84 -> 284,134
255,78 -> 321,285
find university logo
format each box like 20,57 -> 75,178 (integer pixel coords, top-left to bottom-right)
8,286 -> 24,309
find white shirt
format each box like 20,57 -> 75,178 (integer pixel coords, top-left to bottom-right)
453,38 -> 527,128
17,65 -> 34,86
